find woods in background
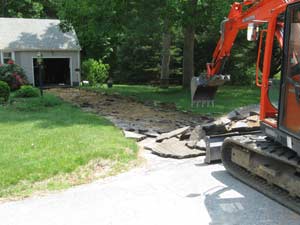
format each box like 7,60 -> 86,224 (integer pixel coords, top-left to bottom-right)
1,0 -> 257,87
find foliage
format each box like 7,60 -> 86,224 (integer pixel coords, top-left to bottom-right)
1,0 -> 57,18
6,0 -> 259,86
0,62 -> 28,90
82,59 -> 109,86
83,84 -> 260,116
231,65 -> 256,86
0,93 -> 137,198
0,81 -> 10,103
57,0 -> 256,86
225,33 -> 258,85
4,0 -> 258,86
15,85 -> 40,98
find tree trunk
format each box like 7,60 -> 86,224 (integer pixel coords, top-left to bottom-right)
182,26 -> 195,89
160,29 -> 171,89
182,0 -> 197,89
2,0 -> 6,17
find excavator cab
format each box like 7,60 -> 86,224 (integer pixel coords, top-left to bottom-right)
277,3 -> 300,152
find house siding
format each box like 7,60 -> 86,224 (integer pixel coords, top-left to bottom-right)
14,51 -> 81,86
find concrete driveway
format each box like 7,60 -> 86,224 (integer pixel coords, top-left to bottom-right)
0,149 -> 299,225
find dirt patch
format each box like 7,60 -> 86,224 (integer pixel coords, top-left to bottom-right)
48,88 -> 211,134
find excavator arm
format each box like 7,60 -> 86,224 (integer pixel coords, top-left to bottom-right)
191,0 -> 296,109
207,0 -> 287,77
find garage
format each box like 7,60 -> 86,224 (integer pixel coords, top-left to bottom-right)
33,58 -> 71,86
0,18 -> 81,86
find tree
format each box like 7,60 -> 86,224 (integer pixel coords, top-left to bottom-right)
158,1 -> 179,88
1,0 -> 57,18
160,21 -> 172,88
1,0 -> 6,16
57,0 -> 179,85
56,0 -> 251,86
182,0 -> 198,89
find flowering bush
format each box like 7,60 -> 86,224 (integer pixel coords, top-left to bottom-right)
0,61 -> 28,90
7,59 -> 14,65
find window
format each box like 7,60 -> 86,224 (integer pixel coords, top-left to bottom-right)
3,52 -> 12,63
0,52 -> 15,64
280,5 -> 300,134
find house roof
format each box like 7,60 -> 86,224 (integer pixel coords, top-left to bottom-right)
0,18 -> 81,51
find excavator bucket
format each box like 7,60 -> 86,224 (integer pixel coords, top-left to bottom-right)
191,75 -> 230,107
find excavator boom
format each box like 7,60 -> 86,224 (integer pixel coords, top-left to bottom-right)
192,0 -> 296,107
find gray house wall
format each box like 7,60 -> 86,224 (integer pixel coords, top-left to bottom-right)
14,50 -> 81,86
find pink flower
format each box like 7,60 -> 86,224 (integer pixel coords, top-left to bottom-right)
7,60 -> 14,65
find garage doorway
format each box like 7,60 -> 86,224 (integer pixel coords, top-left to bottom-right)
34,58 -> 71,86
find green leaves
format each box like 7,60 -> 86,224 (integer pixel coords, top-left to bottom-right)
82,59 -> 109,86
56,0 -> 254,86
2,0 -> 57,18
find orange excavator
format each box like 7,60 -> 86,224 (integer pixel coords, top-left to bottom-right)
194,0 -> 300,213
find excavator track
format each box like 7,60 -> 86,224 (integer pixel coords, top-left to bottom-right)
221,134 -> 300,214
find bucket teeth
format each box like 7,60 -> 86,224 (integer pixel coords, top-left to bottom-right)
192,100 -> 215,108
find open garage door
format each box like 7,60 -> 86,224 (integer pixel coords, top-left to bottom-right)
34,58 -> 71,86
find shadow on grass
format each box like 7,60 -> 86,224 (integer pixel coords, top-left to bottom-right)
0,95 -> 113,129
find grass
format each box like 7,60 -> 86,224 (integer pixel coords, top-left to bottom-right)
84,84 -> 261,116
0,94 -> 138,199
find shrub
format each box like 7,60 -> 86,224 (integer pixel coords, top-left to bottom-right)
15,85 -> 40,98
82,59 -> 109,86
0,62 -> 28,90
0,81 -> 10,103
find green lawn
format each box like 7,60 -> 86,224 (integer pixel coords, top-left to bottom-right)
84,85 -> 261,116
0,94 -> 137,198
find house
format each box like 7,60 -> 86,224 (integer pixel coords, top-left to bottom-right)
0,18 -> 81,86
